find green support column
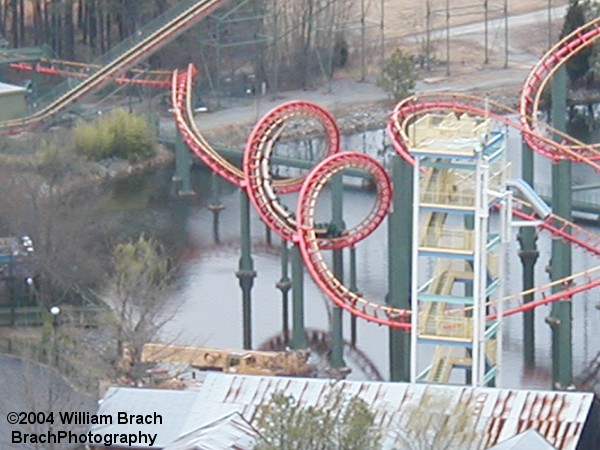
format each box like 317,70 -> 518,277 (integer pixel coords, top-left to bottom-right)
331,174 -> 346,370
518,139 -> 539,366
290,244 -> 308,349
549,66 -> 573,389
387,155 -> 412,382
207,172 -> 225,243
236,190 -> 256,350
276,241 -> 292,343
173,132 -> 194,196
265,225 -> 272,246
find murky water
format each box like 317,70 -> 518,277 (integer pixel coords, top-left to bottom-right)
113,126 -> 600,388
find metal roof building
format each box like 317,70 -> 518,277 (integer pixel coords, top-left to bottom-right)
90,386 -> 244,449
90,373 -> 599,449
488,429 -> 557,450
197,374 -> 598,450
0,81 -> 26,121
163,412 -> 257,450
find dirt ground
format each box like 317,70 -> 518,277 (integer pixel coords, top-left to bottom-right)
190,1 -> 575,143
375,0 -> 568,38
344,1 -> 567,83
361,0 -> 570,99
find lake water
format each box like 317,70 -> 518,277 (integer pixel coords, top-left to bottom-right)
113,126 -> 600,388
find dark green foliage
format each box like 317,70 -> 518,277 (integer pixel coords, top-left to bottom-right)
253,387 -> 483,450
560,0 -> 600,85
253,385 -> 381,450
378,49 -> 417,102
74,109 -> 156,162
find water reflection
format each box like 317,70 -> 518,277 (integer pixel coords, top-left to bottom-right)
114,127 -> 600,387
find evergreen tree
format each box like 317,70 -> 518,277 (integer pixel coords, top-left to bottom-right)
560,0 -> 596,85
254,385 -> 381,450
378,48 -> 417,102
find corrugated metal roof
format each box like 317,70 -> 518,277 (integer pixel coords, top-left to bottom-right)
90,387 -> 262,450
91,388 -> 200,448
92,376 -> 594,449
489,429 -> 557,450
91,387 -> 243,448
198,373 -> 594,450
164,413 -> 258,450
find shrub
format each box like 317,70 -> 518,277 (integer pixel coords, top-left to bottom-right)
254,385 -> 381,450
378,48 -> 417,102
74,109 -> 156,162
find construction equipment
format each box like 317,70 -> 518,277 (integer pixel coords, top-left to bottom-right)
141,343 -> 314,377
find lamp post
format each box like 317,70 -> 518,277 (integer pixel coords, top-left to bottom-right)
50,306 -> 60,321
49,306 -> 60,366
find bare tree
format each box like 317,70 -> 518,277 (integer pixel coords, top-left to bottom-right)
0,0 -> 181,59
389,389 -> 483,450
101,234 -> 177,383
263,0 -> 358,90
0,135 -> 111,309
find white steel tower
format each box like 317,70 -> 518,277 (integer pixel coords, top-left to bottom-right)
408,113 -> 511,387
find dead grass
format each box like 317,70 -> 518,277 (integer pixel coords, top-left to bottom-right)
373,0 -> 568,39
343,0 -> 569,97
331,0 -> 570,88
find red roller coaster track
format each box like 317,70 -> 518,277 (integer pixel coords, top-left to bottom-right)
0,0 -> 227,134
171,64 -> 341,194
10,4 -> 595,333
10,59 -> 172,88
291,16 -> 600,328
242,99 -> 349,245
520,16 -> 600,162
387,93 -> 600,171
171,65 -> 244,186
9,2 -> 599,367
170,15 -> 600,329
294,151 -> 400,326
169,61 -> 401,324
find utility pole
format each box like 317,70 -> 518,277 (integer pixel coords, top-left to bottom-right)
361,0 -> 366,81
548,0 -> 553,49
504,0 -> 509,68
426,0 -> 432,71
446,0 -> 450,76
484,0 -> 489,64
380,0 -> 385,67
